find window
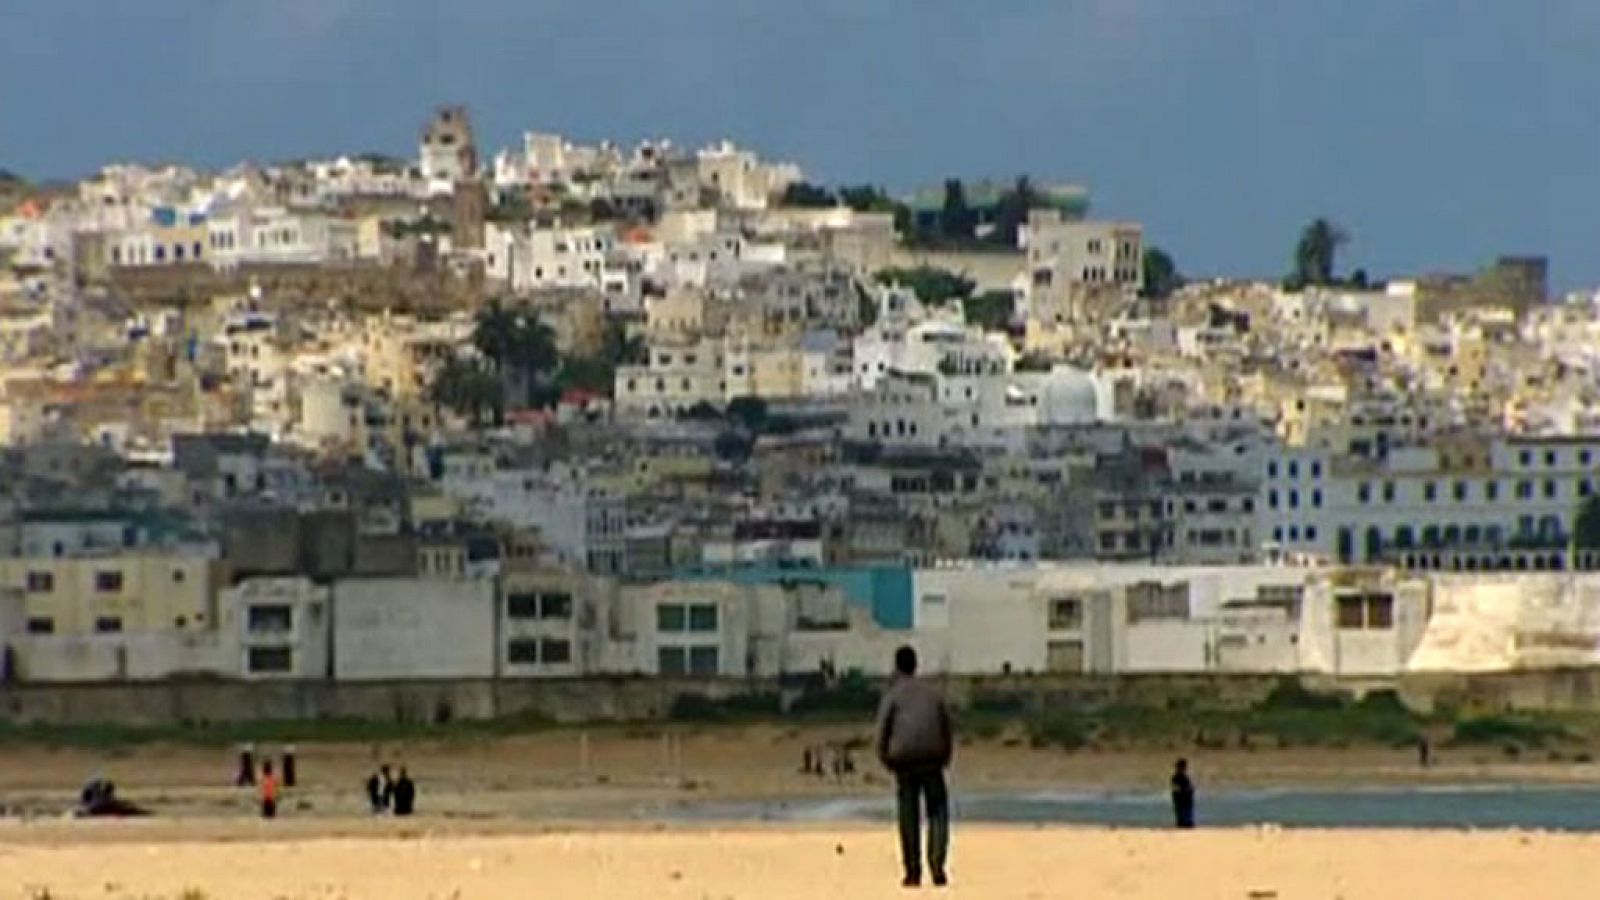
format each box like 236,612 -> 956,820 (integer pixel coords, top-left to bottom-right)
1267,462 -> 1278,479
658,646 -> 688,676
657,604 -> 687,632
1311,489 -> 1323,508
1517,480 -> 1533,500
1049,597 -> 1083,630
1383,482 -> 1396,503
1544,480 -> 1556,499
1311,461 -> 1322,479
1424,482 -> 1437,502
1288,461 -> 1299,479
541,639 -> 572,665
688,646 -> 720,675
1268,489 -> 1279,509
507,593 -> 539,619
246,604 -> 293,633
1520,450 -> 1532,466
94,616 -> 122,634
688,604 -> 718,632
1582,450 -> 1592,466
1547,451 -> 1558,467
1486,481 -> 1500,501
1358,483 -> 1371,504
1454,482 -> 1467,502
25,571 -> 53,593
540,592 -> 573,619
247,646 -> 293,673
1337,592 -> 1393,630
1306,526 -> 1318,541
95,571 -> 124,593
26,617 -> 53,635
1288,490 -> 1300,509
508,638 -> 540,664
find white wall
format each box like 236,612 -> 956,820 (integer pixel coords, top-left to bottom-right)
334,579 -> 495,680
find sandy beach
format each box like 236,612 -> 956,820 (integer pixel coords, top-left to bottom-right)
2,723 -> 1595,821
3,727 -> 1600,897
4,821 -> 1600,899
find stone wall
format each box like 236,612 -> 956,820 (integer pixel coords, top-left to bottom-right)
7,669 -> 1600,729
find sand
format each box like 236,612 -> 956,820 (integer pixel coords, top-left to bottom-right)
3,821 -> 1600,899
1,724 -> 1591,821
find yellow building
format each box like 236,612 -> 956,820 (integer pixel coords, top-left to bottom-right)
0,553 -> 220,636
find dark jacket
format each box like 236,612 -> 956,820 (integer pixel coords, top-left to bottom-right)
876,675 -> 953,771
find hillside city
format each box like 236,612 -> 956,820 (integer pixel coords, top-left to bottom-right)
2,105 -> 1599,688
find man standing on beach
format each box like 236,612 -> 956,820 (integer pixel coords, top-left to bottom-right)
875,645 -> 953,888
1171,758 -> 1195,829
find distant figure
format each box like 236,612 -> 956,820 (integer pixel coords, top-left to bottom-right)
77,778 -> 149,817
366,769 -> 385,814
1171,759 -> 1195,829
380,764 -> 396,811
392,768 -> 416,816
282,746 -> 298,787
1418,736 -> 1432,768
236,745 -> 256,787
259,761 -> 279,819
801,747 -> 814,775
876,645 -> 953,888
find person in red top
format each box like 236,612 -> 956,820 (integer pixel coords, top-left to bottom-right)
259,760 -> 279,819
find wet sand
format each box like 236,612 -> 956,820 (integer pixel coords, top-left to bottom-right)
3,821 -> 1599,899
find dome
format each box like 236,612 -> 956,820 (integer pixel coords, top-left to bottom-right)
1038,366 -> 1099,424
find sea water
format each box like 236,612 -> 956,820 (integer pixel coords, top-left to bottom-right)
668,785 -> 1600,831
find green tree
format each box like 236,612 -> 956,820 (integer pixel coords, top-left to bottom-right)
962,290 -> 1016,331
1292,217 -> 1349,288
600,317 -> 647,365
429,355 -> 504,428
781,181 -> 837,208
472,300 -> 560,408
727,396 -> 770,432
1576,495 -> 1600,549
1140,246 -> 1182,299
873,266 -> 976,307
939,178 -> 977,241
991,175 -> 1037,247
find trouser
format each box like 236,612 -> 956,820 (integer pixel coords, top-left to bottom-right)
261,798 -> 277,819
1174,799 -> 1194,828
895,768 -> 949,878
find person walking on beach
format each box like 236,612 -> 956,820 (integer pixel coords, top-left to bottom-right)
876,645 -> 953,888
1171,758 -> 1195,829
259,761 -> 279,820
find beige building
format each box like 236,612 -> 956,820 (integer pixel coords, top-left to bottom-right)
0,552 -> 220,636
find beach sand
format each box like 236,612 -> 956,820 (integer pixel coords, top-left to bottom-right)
2,723 -> 1592,820
3,821 -> 1600,899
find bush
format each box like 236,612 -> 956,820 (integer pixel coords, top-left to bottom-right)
1027,712 -> 1089,750
1257,678 -> 1348,712
669,692 -> 781,722
1452,715 -> 1571,748
790,671 -> 881,716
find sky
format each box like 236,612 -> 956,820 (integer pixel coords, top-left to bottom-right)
2,0 -> 1598,290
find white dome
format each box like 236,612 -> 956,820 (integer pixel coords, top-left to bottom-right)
1038,366 -> 1099,424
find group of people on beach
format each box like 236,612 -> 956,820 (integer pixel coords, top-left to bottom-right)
875,644 -> 1198,889
366,764 -> 417,816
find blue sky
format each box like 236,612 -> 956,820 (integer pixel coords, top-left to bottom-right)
3,1 -> 1597,289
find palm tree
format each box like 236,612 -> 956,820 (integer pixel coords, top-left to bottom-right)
429,355 -> 503,428
472,299 -> 559,408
